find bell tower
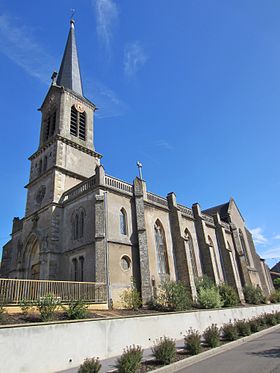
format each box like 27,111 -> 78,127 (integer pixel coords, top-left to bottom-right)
25,19 -> 102,217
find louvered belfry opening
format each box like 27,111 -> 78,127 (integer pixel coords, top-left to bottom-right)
70,105 -> 86,140
44,111 -> 56,141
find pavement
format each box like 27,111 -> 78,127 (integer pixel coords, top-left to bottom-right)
175,327 -> 280,373
58,327 -> 280,373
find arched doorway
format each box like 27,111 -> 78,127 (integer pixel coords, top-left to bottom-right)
23,236 -> 41,279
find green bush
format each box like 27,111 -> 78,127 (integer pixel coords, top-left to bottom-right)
156,281 -> 192,312
66,299 -> 88,320
36,293 -> 60,322
78,357 -> 101,373
243,285 -> 264,305
264,313 -> 278,326
249,317 -> 262,333
0,303 -> 5,321
236,319 -> 251,336
269,291 -> 280,304
275,311 -> 280,323
121,279 -> 142,311
203,324 -> 220,348
152,337 -> 176,365
222,322 -> 238,341
273,278 -> 280,289
116,345 -> 143,373
195,275 -> 215,291
184,329 -> 201,355
20,299 -> 35,318
197,287 -> 223,309
218,284 -> 239,307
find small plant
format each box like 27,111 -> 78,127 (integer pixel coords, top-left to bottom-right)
156,281 -> 192,311
197,287 -> 223,309
236,319 -> 251,336
20,299 -> 34,318
264,313 -> 278,326
203,324 -> 220,348
249,317 -> 262,333
195,275 -> 215,291
115,345 -> 143,373
36,293 -> 60,322
78,357 -> 101,373
218,283 -> 239,307
243,285 -> 264,305
184,329 -> 201,355
269,291 -> 280,304
121,279 -> 142,311
65,299 -> 88,320
222,321 -> 238,341
152,337 -> 176,365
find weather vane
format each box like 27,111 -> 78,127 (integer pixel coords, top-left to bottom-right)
137,161 -> 143,180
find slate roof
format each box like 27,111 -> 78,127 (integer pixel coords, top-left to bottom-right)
271,261 -> 280,273
202,202 -> 230,220
56,20 -> 83,96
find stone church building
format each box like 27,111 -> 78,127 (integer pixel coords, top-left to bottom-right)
0,20 -> 274,305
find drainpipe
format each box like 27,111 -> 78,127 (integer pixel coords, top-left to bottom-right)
103,191 -> 112,308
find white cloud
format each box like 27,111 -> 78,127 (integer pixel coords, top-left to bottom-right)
273,234 -> 280,240
258,247 -> 280,260
93,0 -> 118,52
155,140 -> 174,151
0,14 -> 55,84
124,42 -> 148,77
250,227 -> 268,245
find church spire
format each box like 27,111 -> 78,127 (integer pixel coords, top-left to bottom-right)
56,19 -> 83,96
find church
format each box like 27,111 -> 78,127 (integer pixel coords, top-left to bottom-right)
0,20 -> 274,306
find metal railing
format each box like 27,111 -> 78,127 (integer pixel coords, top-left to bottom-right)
0,278 -> 107,305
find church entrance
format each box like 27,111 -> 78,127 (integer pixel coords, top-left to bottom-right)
23,236 -> 41,280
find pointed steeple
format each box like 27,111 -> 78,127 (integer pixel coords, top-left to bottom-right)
56,19 -> 83,96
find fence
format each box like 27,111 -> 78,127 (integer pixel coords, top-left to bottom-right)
0,278 -> 107,304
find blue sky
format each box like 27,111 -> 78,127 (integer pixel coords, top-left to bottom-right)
0,0 -> 279,267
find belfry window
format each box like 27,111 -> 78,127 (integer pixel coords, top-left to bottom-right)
154,221 -> 169,274
44,110 -> 56,141
70,105 -> 86,140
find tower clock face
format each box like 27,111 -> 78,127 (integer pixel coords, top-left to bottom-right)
35,185 -> 46,204
74,102 -> 85,113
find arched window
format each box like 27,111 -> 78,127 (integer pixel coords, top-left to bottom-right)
70,105 -> 86,140
50,111 -> 56,136
75,214 -> 79,240
72,258 -> 78,281
79,256 -> 84,282
44,110 -> 56,141
154,221 -> 169,274
239,230 -> 250,266
38,159 -> 43,175
120,208 -> 127,235
184,229 -> 198,278
80,210 -> 85,239
43,156 -> 48,172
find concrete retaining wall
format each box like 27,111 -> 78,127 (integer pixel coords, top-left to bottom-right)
1,304 -> 280,373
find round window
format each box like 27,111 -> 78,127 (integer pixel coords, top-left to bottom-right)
121,256 -> 131,271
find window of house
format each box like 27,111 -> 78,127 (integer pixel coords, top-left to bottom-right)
120,208 -> 127,235
154,221 -> 169,274
70,105 -> 86,140
72,209 -> 85,240
184,229 -> 198,278
80,210 -> 84,238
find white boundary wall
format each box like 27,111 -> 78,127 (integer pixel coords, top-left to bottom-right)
1,304 -> 280,373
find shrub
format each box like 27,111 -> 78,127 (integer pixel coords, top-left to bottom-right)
197,287 -> 223,309
36,293 -> 60,321
243,285 -> 264,305
115,345 -> 143,373
156,281 -> 192,311
264,313 -> 277,326
20,299 -> 35,318
273,278 -> 280,289
78,357 -> 101,373
218,284 -> 239,307
236,319 -> 251,336
249,317 -> 262,333
121,279 -> 142,311
195,275 -> 215,292
275,311 -> 280,323
203,324 -> 220,348
152,337 -> 176,365
222,322 -> 238,341
269,291 -> 280,304
0,303 -> 5,321
66,299 -> 88,320
184,329 -> 201,355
